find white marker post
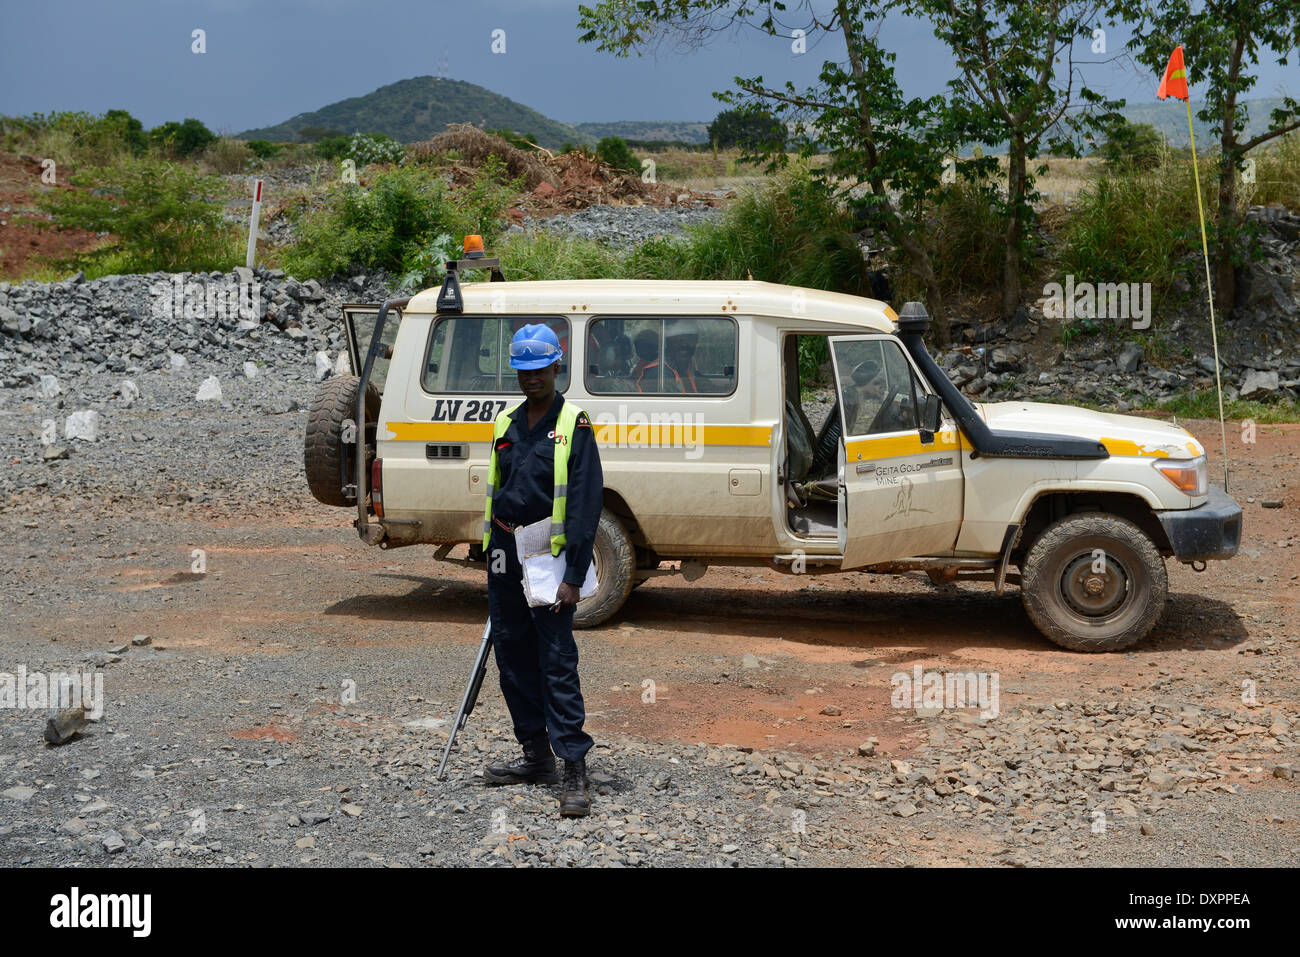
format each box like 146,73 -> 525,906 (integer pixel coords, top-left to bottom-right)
245,179 -> 263,269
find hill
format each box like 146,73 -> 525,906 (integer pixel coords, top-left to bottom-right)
573,120 -> 711,144
1118,97 -> 1291,148
237,76 -> 592,150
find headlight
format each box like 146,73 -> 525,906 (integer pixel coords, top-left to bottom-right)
1153,456 -> 1207,496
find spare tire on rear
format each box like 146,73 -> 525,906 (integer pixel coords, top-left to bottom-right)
304,374 -> 380,507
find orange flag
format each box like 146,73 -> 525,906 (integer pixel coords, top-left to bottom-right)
1157,46 -> 1189,101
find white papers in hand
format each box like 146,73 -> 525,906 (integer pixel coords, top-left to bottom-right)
513,516 -> 598,608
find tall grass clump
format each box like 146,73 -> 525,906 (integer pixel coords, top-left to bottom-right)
925,172 -> 1006,296
1054,156 -> 1209,310
1,110 -> 147,167
200,137 -> 256,174
1252,131 -> 1300,210
495,231 -> 626,281
34,155 -> 238,273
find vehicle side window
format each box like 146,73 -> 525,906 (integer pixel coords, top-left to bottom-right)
833,338 -> 921,436
586,317 -> 737,396
423,317 -> 570,393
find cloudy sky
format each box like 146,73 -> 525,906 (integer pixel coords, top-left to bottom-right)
1,0 -> 1293,132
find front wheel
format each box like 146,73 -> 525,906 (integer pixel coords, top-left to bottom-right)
1020,513 -> 1168,652
574,509 -> 635,628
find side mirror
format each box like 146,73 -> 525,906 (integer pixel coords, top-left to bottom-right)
923,394 -> 942,431
920,393 -> 942,442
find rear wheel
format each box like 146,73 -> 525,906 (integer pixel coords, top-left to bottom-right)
1021,513 -> 1167,652
574,509 -> 635,628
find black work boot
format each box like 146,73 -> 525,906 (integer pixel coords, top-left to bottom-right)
484,737 -> 558,785
559,759 -> 591,817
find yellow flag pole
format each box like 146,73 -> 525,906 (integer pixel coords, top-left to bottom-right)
1184,96 -> 1229,491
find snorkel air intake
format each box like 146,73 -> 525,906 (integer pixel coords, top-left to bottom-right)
893,302 -> 1107,460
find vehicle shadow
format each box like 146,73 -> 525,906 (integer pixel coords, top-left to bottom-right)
323,573 -> 488,625
613,582 -> 1250,655
324,572 -> 1248,654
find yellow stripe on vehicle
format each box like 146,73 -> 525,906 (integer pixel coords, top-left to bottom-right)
388,421 -> 495,442
1100,437 -> 1173,457
591,423 -> 770,447
844,429 -> 965,461
385,421 -> 772,447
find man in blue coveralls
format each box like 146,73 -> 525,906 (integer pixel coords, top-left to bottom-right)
481,323 -> 603,817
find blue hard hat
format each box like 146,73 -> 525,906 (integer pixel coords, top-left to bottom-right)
509,323 -> 562,370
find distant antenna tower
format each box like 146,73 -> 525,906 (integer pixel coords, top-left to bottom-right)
437,47 -> 449,80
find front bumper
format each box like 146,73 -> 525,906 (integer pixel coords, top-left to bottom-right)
1156,484 -> 1243,562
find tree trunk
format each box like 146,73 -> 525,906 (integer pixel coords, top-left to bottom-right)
1215,148 -> 1239,315
1002,138 -> 1027,318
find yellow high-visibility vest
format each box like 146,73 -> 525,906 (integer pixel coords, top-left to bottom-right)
482,399 -> 584,557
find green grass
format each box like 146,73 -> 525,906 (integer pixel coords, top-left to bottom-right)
1252,131 -> 1300,210
1151,389 -> 1300,424
1054,159 -> 1206,320
494,231 -> 625,280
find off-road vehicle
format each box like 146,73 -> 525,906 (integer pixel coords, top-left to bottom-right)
304,243 -> 1242,651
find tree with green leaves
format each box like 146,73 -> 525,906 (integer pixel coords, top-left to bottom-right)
149,118 -> 217,158
1117,0 -> 1300,312
104,110 -> 148,155
1100,117 -> 1164,170
596,136 -> 640,174
578,0 -> 958,343
914,0 -> 1123,318
708,106 -> 787,150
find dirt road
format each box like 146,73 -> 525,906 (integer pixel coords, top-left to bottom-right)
0,413 -> 1296,867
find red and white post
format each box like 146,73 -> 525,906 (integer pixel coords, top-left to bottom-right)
245,179 -> 264,270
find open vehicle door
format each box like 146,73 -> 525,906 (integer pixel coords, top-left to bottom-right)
343,303 -> 400,396
830,334 -> 965,568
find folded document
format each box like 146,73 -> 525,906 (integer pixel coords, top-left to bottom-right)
513,516 -> 598,607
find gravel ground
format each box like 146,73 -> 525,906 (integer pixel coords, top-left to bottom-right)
518,203 -> 724,249
0,506 -> 1295,868
0,379 -> 1295,866
0,260 -> 1296,868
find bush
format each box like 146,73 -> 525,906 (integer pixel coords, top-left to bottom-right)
497,231 -> 626,280
596,136 -> 640,175
246,140 -> 283,160
1100,119 -> 1164,172
314,136 -> 350,161
347,132 -> 405,167
150,118 -> 217,158
103,110 -> 148,155
35,156 -> 238,272
0,110 -> 147,167
626,163 -> 868,294
201,137 -> 256,174
280,157 -> 523,285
